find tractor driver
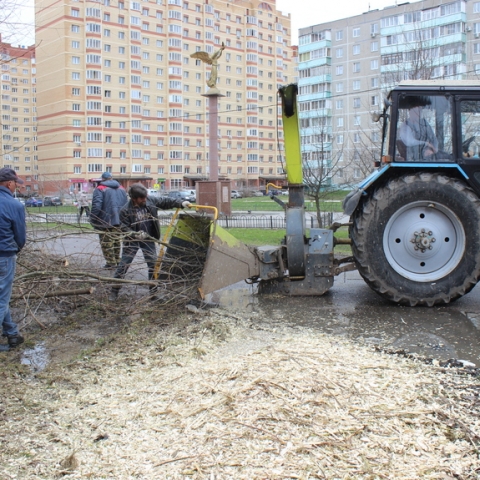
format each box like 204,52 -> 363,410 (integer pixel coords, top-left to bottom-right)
397,106 -> 439,161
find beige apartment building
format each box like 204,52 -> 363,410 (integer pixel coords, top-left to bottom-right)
34,0 -> 295,195
0,36 -> 38,195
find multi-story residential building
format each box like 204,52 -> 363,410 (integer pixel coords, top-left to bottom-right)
34,0 -> 294,195
298,0 -> 480,188
0,35 -> 38,195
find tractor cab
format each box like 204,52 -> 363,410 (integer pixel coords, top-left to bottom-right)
381,81 -> 480,197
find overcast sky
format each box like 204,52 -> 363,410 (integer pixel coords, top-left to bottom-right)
5,0 -> 415,47
276,0 -> 415,43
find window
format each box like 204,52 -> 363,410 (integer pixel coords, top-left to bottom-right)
353,97 -> 361,108
353,62 -> 360,73
336,65 -> 343,75
88,163 -> 103,172
371,59 -> 379,70
396,95 -> 453,161
353,80 -> 360,90
336,30 -> 343,41
352,27 -> 360,37
352,45 -> 360,55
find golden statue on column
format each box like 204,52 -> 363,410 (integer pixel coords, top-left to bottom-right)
190,42 -> 225,92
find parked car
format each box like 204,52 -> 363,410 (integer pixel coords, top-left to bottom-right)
252,191 -> 264,197
15,197 -> 25,205
43,196 -> 63,206
168,190 -> 195,202
231,190 -> 243,199
25,197 -> 43,207
280,189 -> 288,195
183,189 -> 197,202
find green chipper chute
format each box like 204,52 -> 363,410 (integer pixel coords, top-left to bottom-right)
154,84 -> 353,300
154,208 -> 261,299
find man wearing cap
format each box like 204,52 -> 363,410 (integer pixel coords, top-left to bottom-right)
0,168 -> 26,348
90,172 -> 128,268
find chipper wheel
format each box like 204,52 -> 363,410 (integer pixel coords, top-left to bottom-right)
350,173 -> 480,306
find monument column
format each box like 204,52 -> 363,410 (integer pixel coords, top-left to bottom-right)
191,43 -> 231,215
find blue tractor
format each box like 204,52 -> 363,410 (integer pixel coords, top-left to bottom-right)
344,81 -> 480,306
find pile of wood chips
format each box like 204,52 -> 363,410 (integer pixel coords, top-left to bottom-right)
1,310 -> 479,479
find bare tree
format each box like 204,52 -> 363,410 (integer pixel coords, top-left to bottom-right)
35,172 -> 75,201
0,0 -> 35,46
301,115 -> 353,227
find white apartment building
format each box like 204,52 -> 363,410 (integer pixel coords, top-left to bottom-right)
298,0 -> 480,187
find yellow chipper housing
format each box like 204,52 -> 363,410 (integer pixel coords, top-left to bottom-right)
155,85 -> 354,300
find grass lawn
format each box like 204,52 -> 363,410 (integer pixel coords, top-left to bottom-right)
26,205 -> 78,214
231,192 -> 347,212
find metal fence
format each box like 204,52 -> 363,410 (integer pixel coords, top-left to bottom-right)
216,213 -> 334,229
26,211 -> 334,229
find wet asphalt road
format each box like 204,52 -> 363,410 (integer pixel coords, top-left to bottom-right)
210,271 -> 480,366
39,233 -> 480,365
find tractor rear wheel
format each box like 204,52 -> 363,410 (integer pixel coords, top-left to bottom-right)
350,173 -> 480,306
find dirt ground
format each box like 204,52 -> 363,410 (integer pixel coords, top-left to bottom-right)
1,293 -> 480,479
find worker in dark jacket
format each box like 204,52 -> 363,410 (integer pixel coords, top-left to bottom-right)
0,168 -> 26,348
90,172 -> 128,268
109,183 -> 192,301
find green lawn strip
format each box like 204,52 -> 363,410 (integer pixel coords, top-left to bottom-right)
26,206 -> 78,214
231,197 -> 344,213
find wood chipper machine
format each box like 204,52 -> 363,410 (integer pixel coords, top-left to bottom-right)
157,81 -> 480,307
154,84 -> 354,300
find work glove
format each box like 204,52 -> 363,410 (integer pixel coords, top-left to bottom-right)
182,201 -> 192,209
135,231 -> 148,240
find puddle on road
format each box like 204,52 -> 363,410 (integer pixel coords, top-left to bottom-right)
21,342 -> 49,372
